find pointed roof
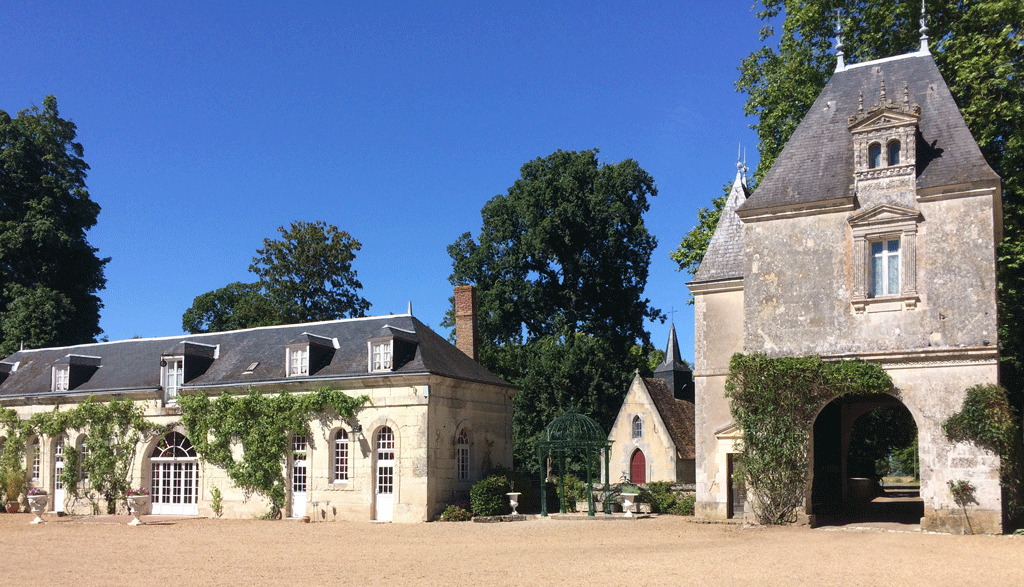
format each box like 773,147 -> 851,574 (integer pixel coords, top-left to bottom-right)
642,377 -> 695,460
654,323 -> 689,375
738,53 -> 998,216
690,163 -> 749,284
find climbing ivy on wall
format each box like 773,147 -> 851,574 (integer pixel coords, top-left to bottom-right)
178,387 -> 367,519
943,383 -> 1024,524
726,354 -> 893,524
0,397 -> 162,513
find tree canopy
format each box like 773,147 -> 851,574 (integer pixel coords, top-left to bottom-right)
0,95 -> 108,355
183,221 -> 370,333
675,1 -> 1024,394
446,149 -> 663,471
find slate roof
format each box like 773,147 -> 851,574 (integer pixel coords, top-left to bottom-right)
653,323 -> 689,375
739,52 -> 998,214
0,314 -> 512,400
691,168 -> 749,284
643,377 -> 695,460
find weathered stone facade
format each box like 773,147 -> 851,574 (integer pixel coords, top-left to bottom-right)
689,48 -> 1003,532
0,311 -> 515,523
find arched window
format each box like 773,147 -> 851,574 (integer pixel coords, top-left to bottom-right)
868,143 -> 882,169
631,416 -> 642,439
150,432 -> 200,515
888,141 -> 901,166
456,429 -> 470,481
333,429 -> 349,482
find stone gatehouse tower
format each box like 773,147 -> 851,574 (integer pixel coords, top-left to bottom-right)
688,31 -> 1003,532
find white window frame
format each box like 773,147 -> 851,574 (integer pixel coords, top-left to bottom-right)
333,429 -> 349,483
632,415 -> 643,439
870,238 -> 901,298
31,437 -> 40,482
53,366 -> 70,392
370,341 -> 393,372
456,429 -> 470,482
849,205 -> 919,313
162,356 -> 184,402
287,346 -> 309,377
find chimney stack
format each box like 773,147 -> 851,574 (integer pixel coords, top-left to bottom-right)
454,285 -> 479,362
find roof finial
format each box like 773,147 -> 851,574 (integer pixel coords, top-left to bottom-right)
834,9 -> 845,72
858,92 -> 864,113
880,78 -> 887,102
742,148 -> 748,183
904,84 -> 910,108
919,0 -> 931,54
736,143 -> 743,173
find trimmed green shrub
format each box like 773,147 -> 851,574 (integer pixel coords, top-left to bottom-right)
439,504 -> 472,522
470,475 -> 510,516
645,481 -> 677,513
670,494 -> 695,516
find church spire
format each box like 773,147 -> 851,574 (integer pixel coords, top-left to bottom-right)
834,9 -> 846,72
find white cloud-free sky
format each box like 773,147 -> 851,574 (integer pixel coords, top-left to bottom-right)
3,0 -> 771,363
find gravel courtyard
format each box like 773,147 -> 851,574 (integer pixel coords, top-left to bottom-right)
2,513 -> 1020,586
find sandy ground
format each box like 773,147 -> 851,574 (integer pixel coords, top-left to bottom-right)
2,513 -> 1021,587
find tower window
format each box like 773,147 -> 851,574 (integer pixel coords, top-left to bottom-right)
868,143 -> 881,169
888,141 -> 901,165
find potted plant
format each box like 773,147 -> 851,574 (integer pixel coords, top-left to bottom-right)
619,483 -> 641,518
125,487 -> 150,525
3,467 -> 25,513
26,487 -> 49,524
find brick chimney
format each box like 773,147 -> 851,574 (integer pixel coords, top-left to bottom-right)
454,285 -> 479,362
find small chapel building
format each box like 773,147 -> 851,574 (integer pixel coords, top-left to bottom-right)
688,22 -> 1004,533
605,324 -> 695,484
0,286 -> 516,523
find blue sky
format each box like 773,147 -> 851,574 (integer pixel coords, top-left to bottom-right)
3,1 -> 768,363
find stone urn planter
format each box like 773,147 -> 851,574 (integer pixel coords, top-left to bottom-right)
620,492 -> 639,518
27,493 -> 49,524
506,492 -> 521,515
127,494 -> 150,526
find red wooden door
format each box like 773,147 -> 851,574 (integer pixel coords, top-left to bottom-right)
630,449 -> 646,483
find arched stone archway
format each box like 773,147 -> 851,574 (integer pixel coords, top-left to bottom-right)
809,393 -> 921,527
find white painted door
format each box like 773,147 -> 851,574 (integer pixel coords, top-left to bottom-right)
291,435 -> 308,518
53,438 -> 65,513
150,432 -> 199,515
374,427 -> 395,522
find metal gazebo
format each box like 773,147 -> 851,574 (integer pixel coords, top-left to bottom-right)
536,404 -> 613,516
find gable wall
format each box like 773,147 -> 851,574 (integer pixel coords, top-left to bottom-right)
606,377 -> 680,483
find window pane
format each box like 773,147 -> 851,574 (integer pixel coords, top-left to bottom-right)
869,144 -> 881,168
888,142 -> 900,165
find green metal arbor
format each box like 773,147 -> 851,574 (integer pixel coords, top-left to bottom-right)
536,404 -> 613,516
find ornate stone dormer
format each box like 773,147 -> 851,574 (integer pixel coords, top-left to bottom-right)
848,79 -> 921,208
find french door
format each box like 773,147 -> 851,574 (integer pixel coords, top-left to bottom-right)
374,427 -> 395,521
150,432 -> 199,515
291,435 -> 308,518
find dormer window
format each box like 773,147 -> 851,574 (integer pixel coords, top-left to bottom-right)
53,366 -> 70,392
288,347 -> 309,376
162,357 -> 184,401
51,354 -> 100,392
868,143 -> 881,168
371,341 -> 393,371
285,333 -> 337,377
160,341 -> 217,402
366,324 -> 417,374
888,141 -> 901,165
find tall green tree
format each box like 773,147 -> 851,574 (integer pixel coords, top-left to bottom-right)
447,149 -> 663,471
676,1 -> 1024,397
0,96 -> 108,355
182,282 -> 278,334
182,221 -> 370,332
